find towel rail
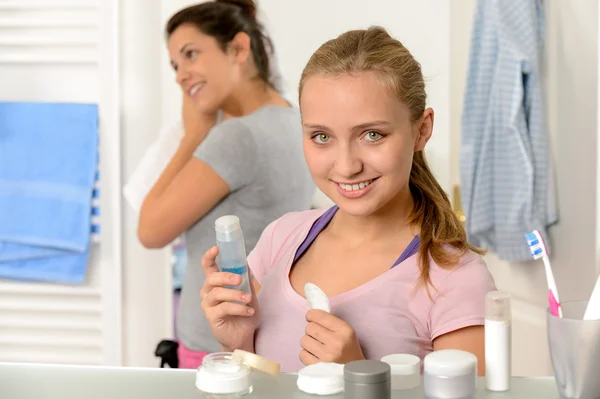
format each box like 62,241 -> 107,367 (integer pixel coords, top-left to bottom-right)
0,37 -> 96,46
0,1 -> 98,9
0,282 -> 101,297
0,317 -> 102,332
0,54 -> 95,64
0,18 -> 98,28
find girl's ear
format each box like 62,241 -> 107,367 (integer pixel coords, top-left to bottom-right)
414,108 -> 434,152
228,32 -> 251,64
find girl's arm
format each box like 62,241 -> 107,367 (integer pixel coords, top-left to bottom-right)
138,141 -> 230,248
433,325 -> 485,375
138,95 -> 222,248
428,254 -> 495,377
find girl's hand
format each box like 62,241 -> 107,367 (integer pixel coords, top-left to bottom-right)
200,246 -> 258,352
299,309 -> 365,365
182,93 -> 217,145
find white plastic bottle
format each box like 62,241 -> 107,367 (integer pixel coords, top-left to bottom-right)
485,291 -> 511,391
214,215 -> 252,296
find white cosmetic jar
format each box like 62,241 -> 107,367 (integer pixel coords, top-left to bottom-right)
196,352 -> 252,398
380,354 -> 421,390
196,350 -> 280,398
423,349 -> 477,399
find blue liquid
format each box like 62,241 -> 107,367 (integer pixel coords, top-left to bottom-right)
222,265 -> 247,275
220,262 -> 251,295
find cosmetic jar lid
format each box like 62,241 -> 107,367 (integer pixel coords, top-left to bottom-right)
297,362 -> 344,395
423,350 -> 477,377
486,291 -> 511,322
231,349 -> 280,376
344,360 -> 391,384
381,354 -> 420,375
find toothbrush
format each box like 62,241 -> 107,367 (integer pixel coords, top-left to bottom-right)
583,274 -> 600,320
525,230 -> 562,318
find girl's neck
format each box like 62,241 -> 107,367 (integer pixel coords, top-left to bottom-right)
329,186 -> 417,246
222,78 -> 288,117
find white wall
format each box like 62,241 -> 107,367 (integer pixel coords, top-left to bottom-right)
545,0 -> 599,301
159,0 -> 451,196
120,0 -> 173,367
450,0 -> 599,376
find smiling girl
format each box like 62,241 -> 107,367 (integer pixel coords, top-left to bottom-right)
199,26 -> 496,374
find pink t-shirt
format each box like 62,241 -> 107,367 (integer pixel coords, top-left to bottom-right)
247,209 -> 497,372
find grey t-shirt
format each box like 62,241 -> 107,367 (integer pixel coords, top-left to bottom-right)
177,105 -> 315,352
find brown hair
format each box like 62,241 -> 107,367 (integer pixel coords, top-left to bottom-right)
166,0 -> 275,89
299,26 -> 485,290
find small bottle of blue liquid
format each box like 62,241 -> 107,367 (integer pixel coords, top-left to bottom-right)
215,215 -> 252,297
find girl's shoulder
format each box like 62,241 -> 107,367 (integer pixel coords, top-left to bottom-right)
266,208 -> 328,247
417,249 -> 497,340
248,208 -> 327,283
428,247 -> 495,288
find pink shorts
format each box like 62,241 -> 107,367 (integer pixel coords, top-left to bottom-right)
177,341 -> 210,369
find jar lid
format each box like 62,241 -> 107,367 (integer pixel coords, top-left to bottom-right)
297,362 -> 344,395
423,349 -> 477,377
380,354 -> 420,375
232,349 -> 280,376
344,360 -> 390,384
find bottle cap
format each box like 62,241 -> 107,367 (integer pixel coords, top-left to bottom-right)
486,291 -> 511,322
232,349 -> 280,376
215,215 -> 241,234
215,215 -> 243,242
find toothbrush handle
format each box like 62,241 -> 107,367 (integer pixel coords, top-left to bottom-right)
549,290 -> 562,318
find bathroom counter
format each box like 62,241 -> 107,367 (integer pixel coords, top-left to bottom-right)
0,362 -> 561,399
227,373 -> 559,399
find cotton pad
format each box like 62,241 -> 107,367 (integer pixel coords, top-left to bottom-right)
304,282 -> 331,312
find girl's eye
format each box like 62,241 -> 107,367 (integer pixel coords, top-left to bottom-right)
365,131 -> 383,142
185,50 -> 198,59
312,133 -> 331,144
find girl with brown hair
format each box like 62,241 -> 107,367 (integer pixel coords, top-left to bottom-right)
200,26 -> 496,374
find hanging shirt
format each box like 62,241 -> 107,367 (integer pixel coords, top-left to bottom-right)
460,0 -> 558,261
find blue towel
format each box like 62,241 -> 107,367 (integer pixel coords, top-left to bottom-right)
0,102 -> 99,284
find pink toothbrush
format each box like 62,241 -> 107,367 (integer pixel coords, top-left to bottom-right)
525,230 -> 562,318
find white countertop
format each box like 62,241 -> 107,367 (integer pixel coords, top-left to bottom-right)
0,362 -> 560,399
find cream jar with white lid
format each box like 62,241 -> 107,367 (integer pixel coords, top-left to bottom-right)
195,350 -> 280,398
381,354 -> 421,390
423,349 -> 477,399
